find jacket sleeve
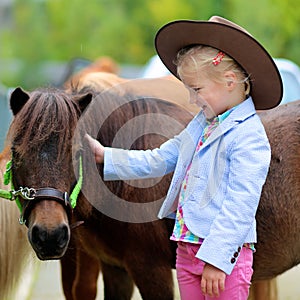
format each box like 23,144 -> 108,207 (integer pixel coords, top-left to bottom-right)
196,118 -> 271,275
103,130 -> 184,181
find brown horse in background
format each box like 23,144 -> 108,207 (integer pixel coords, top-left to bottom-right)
65,71 -> 199,115
70,72 -> 283,299
5,76 -> 300,299
73,73 -> 300,283
254,101 -> 300,277
64,56 -> 120,90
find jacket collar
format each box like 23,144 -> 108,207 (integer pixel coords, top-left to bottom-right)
227,96 -> 256,122
200,97 -> 256,150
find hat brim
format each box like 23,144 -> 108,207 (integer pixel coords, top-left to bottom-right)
155,20 -> 283,110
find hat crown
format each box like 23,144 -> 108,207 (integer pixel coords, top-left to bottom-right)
208,16 -> 252,36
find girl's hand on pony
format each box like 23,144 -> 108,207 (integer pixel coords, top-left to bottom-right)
85,134 -> 105,164
201,263 -> 226,297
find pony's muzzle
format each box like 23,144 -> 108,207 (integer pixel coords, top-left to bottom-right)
30,223 -> 70,260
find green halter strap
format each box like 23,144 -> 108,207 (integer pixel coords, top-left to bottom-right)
0,189 -> 12,201
2,160 -> 23,212
0,160 -> 13,200
69,154 -> 83,209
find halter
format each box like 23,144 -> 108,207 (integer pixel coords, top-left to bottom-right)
0,154 -> 83,226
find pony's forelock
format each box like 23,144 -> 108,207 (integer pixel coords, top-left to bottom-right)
10,88 -> 80,161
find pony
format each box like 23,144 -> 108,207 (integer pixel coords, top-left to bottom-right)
5,77 -> 298,299
0,145 -> 34,300
6,79 -> 193,300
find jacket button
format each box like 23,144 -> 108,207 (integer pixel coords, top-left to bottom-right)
233,252 -> 239,258
231,257 -> 236,264
238,247 -> 241,252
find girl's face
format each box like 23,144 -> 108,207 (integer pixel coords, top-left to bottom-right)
182,71 -> 231,119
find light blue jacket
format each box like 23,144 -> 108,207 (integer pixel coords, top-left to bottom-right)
104,97 -> 271,274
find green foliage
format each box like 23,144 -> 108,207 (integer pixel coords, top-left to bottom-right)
0,0 -> 299,88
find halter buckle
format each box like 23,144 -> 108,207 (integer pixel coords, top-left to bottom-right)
12,187 -> 36,200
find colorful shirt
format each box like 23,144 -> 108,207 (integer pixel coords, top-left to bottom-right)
171,108 -> 234,243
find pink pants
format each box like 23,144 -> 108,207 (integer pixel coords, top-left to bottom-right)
176,242 -> 253,300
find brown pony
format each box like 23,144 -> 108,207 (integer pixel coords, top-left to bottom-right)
5,77 -> 300,299
7,80 -> 193,300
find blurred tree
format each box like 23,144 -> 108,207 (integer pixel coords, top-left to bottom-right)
0,0 -> 299,88
227,0 -> 300,60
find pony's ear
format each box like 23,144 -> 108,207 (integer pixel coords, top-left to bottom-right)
10,87 -> 30,116
76,93 -> 93,113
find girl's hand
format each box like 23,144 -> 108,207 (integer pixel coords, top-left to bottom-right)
201,263 -> 226,297
85,134 -> 105,163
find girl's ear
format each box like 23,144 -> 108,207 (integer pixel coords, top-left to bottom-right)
224,71 -> 237,91
10,87 -> 30,116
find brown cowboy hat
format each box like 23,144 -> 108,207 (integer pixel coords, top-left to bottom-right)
155,16 -> 283,110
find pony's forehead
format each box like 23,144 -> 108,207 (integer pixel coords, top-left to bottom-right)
10,89 -> 80,160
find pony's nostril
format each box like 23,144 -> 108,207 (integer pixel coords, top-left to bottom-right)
31,225 -> 47,249
56,224 -> 69,248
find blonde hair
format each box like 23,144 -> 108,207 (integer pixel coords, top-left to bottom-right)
175,45 -> 251,96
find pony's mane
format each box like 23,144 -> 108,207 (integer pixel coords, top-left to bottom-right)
9,87 -> 80,161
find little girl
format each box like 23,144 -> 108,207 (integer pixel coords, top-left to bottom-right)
86,16 -> 282,299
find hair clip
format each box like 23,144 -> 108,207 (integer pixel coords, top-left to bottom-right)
212,51 -> 225,66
